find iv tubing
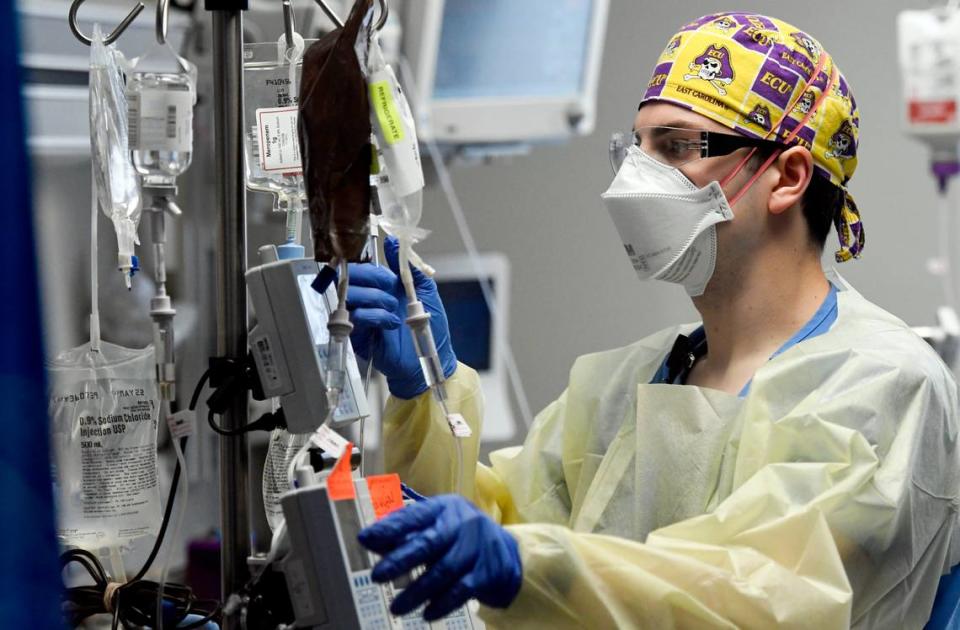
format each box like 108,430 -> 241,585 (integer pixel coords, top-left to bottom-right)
287,433 -> 314,490
156,401 -> 189,630
277,29 -> 305,246
453,429 -> 464,496
359,219 -> 383,477
397,239 -> 417,304
90,169 -> 101,352
284,197 -> 303,244
397,56 -> 535,429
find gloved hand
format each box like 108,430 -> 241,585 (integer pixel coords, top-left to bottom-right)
358,495 -> 522,621
347,236 -> 457,399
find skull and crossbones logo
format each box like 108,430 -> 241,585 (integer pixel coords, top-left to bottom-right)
746,104 -> 772,131
663,36 -> 681,57
711,16 -> 737,32
825,121 -> 855,160
791,32 -> 821,59
794,90 -> 815,115
684,45 -> 735,95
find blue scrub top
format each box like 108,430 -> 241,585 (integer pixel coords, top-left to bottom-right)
651,284 -> 839,397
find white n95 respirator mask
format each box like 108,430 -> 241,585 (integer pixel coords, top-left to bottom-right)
601,146 -> 734,297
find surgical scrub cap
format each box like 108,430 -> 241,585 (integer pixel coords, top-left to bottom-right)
640,13 -> 864,262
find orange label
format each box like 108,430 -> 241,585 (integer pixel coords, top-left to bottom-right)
327,442 -> 355,501
366,474 -> 404,520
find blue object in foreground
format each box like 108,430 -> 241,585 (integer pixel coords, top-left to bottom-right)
0,4 -> 62,628
358,494 -> 522,621
346,236 -> 457,399
927,564 -> 960,630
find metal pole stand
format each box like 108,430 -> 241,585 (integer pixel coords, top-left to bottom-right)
204,1 -> 250,627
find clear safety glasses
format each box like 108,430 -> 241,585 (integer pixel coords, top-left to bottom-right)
608,126 -> 787,173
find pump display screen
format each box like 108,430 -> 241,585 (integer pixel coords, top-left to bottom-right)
334,499 -> 371,572
298,273 -> 331,348
433,0 -> 593,100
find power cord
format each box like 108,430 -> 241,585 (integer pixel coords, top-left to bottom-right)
199,355 -> 288,436
60,547 -> 219,630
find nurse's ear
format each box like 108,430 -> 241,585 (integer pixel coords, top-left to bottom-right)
767,146 -> 813,216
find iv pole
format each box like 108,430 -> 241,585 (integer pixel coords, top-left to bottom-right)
204,0 -> 250,625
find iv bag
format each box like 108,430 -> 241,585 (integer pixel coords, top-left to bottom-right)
262,428 -> 311,532
365,35 -> 427,242
126,41 -> 197,187
299,0 -> 373,261
898,10 -> 960,145
48,342 -> 162,550
89,26 -> 142,284
243,38 -> 315,211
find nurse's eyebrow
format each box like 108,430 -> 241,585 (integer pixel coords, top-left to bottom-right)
661,120 -> 699,130
642,122 -> 698,137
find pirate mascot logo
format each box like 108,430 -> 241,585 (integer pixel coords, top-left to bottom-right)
825,119 -> 856,161
794,89 -> 816,115
709,15 -> 738,32
663,35 -> 682,58
684,45 -> 735,95
746,103 -> 773,131
791,31 -> 821,60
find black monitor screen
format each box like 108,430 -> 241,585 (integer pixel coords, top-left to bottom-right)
436,279 -> 493,372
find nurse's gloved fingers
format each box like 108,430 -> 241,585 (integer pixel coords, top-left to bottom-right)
348,261 -> 401,292
383,237 -> 430,288
349,328 -> 375,361
359,498 -> 446,550
347,285 -> 399,312
348,308 -> 402,331
369,525 -> 454,581
401,483 -> 427,502
388,549 -> 472,617
422,582 -> 472,622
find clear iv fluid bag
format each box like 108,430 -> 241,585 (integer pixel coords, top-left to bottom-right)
366,37 -> 427,242
243,40 -> 313,211
127,44 -> 196,187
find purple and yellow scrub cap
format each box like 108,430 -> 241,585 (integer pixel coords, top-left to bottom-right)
640,13 -> 864,262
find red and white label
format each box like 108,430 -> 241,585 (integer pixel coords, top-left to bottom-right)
256,106 -> 302,173
909,100 -> 958,124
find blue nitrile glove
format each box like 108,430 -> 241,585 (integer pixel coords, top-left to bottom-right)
347,236 -> 457,399
357,494 -> 522,621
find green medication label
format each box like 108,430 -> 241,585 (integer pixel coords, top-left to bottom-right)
370,80 -> 405,145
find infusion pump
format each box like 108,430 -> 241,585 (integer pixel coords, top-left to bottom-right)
281,475 -> 483,629
246,253 -> 370,433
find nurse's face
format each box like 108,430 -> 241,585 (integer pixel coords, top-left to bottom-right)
632,104 -> 773,288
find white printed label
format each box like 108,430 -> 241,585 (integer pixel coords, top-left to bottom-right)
310,423 -> 350,455
256,106 -> 302,173
262,423 -> 351,532
166,410 -> 195,440
446,413 -> 473,438
128,88 -> 193,152
262,429 -> 309,532
49,350 -> 162,549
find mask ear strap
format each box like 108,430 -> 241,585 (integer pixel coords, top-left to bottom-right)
723,62 -> 839,206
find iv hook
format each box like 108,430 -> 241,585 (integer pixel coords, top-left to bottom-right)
283,0 -> 296,51
312,0 -> 388,31
374,0 -> 389,31
156,0 -> 169,45
68,0 -> 146,46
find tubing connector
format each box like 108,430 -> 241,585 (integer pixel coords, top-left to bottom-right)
325,306 -> 353,411
406,300 -> 447,404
